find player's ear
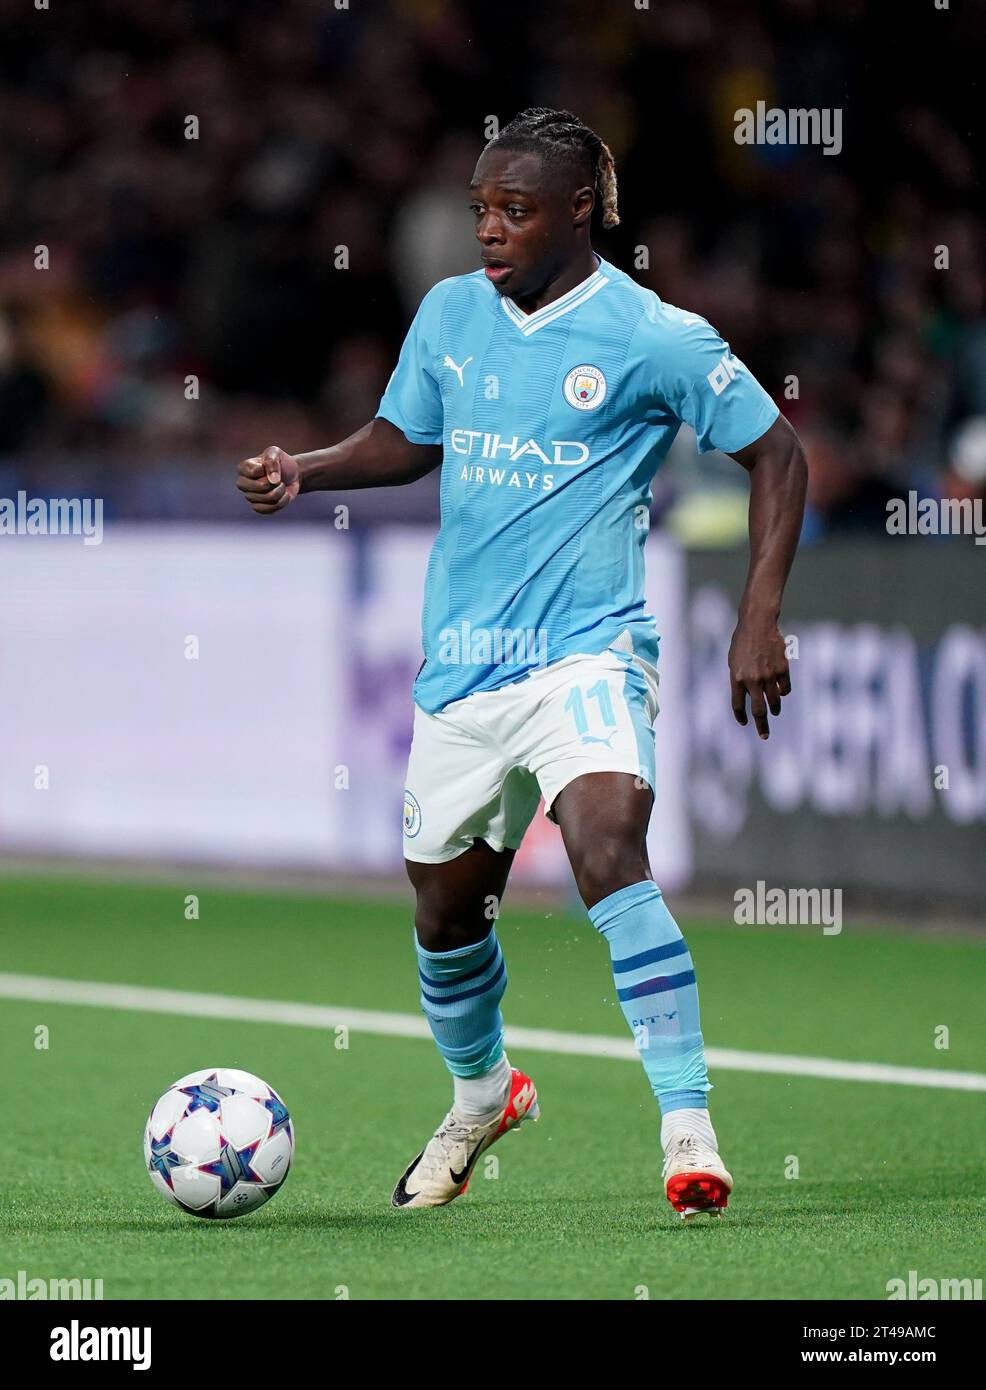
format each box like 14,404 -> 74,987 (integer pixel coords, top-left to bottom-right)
572,185 -> 595,228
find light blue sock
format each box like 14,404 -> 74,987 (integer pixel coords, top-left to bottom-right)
416,928 -> 507,1078
588,880 -> 710,1116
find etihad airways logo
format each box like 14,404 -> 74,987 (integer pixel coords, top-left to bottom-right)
449,430 -> 589,468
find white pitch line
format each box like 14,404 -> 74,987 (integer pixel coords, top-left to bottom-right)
1,972 -> 984,1093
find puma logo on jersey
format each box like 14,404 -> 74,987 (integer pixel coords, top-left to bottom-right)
443,354 -> 473,386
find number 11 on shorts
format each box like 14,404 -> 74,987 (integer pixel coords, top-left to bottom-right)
564,680 -> 617,745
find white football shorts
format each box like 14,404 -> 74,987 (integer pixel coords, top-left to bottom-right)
402,647 -> 659,863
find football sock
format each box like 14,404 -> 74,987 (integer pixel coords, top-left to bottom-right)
661,1107 -> 718,1152
588,880 -> 710,1116
416,927 -> 507,1079
454,1052 -> 512,1120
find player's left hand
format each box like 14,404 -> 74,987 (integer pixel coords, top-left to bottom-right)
728,617 -> 791,740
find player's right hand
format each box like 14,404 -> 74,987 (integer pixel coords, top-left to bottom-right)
236,446 -> 301,514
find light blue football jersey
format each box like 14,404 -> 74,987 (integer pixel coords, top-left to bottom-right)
376,254 -> 778,714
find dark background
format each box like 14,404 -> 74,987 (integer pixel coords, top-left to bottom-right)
0,0 -> 982,536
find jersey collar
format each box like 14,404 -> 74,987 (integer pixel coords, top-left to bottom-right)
498,255 -> 610,336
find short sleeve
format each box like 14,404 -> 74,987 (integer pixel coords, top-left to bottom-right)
375,289 -> 445,446
632,302 -> 779,455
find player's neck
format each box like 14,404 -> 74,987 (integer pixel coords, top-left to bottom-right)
510,249 -> 600,316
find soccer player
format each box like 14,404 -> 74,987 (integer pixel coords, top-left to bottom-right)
236,108 -> 807,1219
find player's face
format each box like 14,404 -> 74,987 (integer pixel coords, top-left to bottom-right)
469,148 -> 589,300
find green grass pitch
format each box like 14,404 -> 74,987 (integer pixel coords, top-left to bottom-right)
0,874 -> 983,1300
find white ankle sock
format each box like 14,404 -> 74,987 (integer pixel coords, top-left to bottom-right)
454,1054 -> 512,1119
661,1107 -> 717,1151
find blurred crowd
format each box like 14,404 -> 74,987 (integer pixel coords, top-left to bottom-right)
0,0 -> 982,537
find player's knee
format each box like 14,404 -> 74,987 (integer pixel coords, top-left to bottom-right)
573,840 -> 650,912
413,899 -> 455,952
413,895 -> 488,954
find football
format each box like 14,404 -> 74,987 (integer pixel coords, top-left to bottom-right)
144,1068 -> 294,1219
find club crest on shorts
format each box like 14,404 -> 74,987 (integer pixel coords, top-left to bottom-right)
402,790 -> 422,838
563,364 -> 607,410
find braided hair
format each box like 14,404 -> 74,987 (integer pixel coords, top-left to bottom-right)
484,107 -> 620,229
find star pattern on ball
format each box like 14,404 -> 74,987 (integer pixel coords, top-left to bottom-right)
264,1092 -> 291,1137
195,1135 -> 262,1196
148,1131 -> 182,1191
178,1073 -> 237,1113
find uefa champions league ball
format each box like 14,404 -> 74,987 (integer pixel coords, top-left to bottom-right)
144,1068 -> 294,1219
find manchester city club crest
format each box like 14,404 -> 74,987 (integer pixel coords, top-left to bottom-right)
402,790 -> 421,838
563,364 -> 607,410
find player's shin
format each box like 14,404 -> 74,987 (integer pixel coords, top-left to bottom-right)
587,880 -> 731,1214
588,880 -> 709,1110
415,927 -> 511,1115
